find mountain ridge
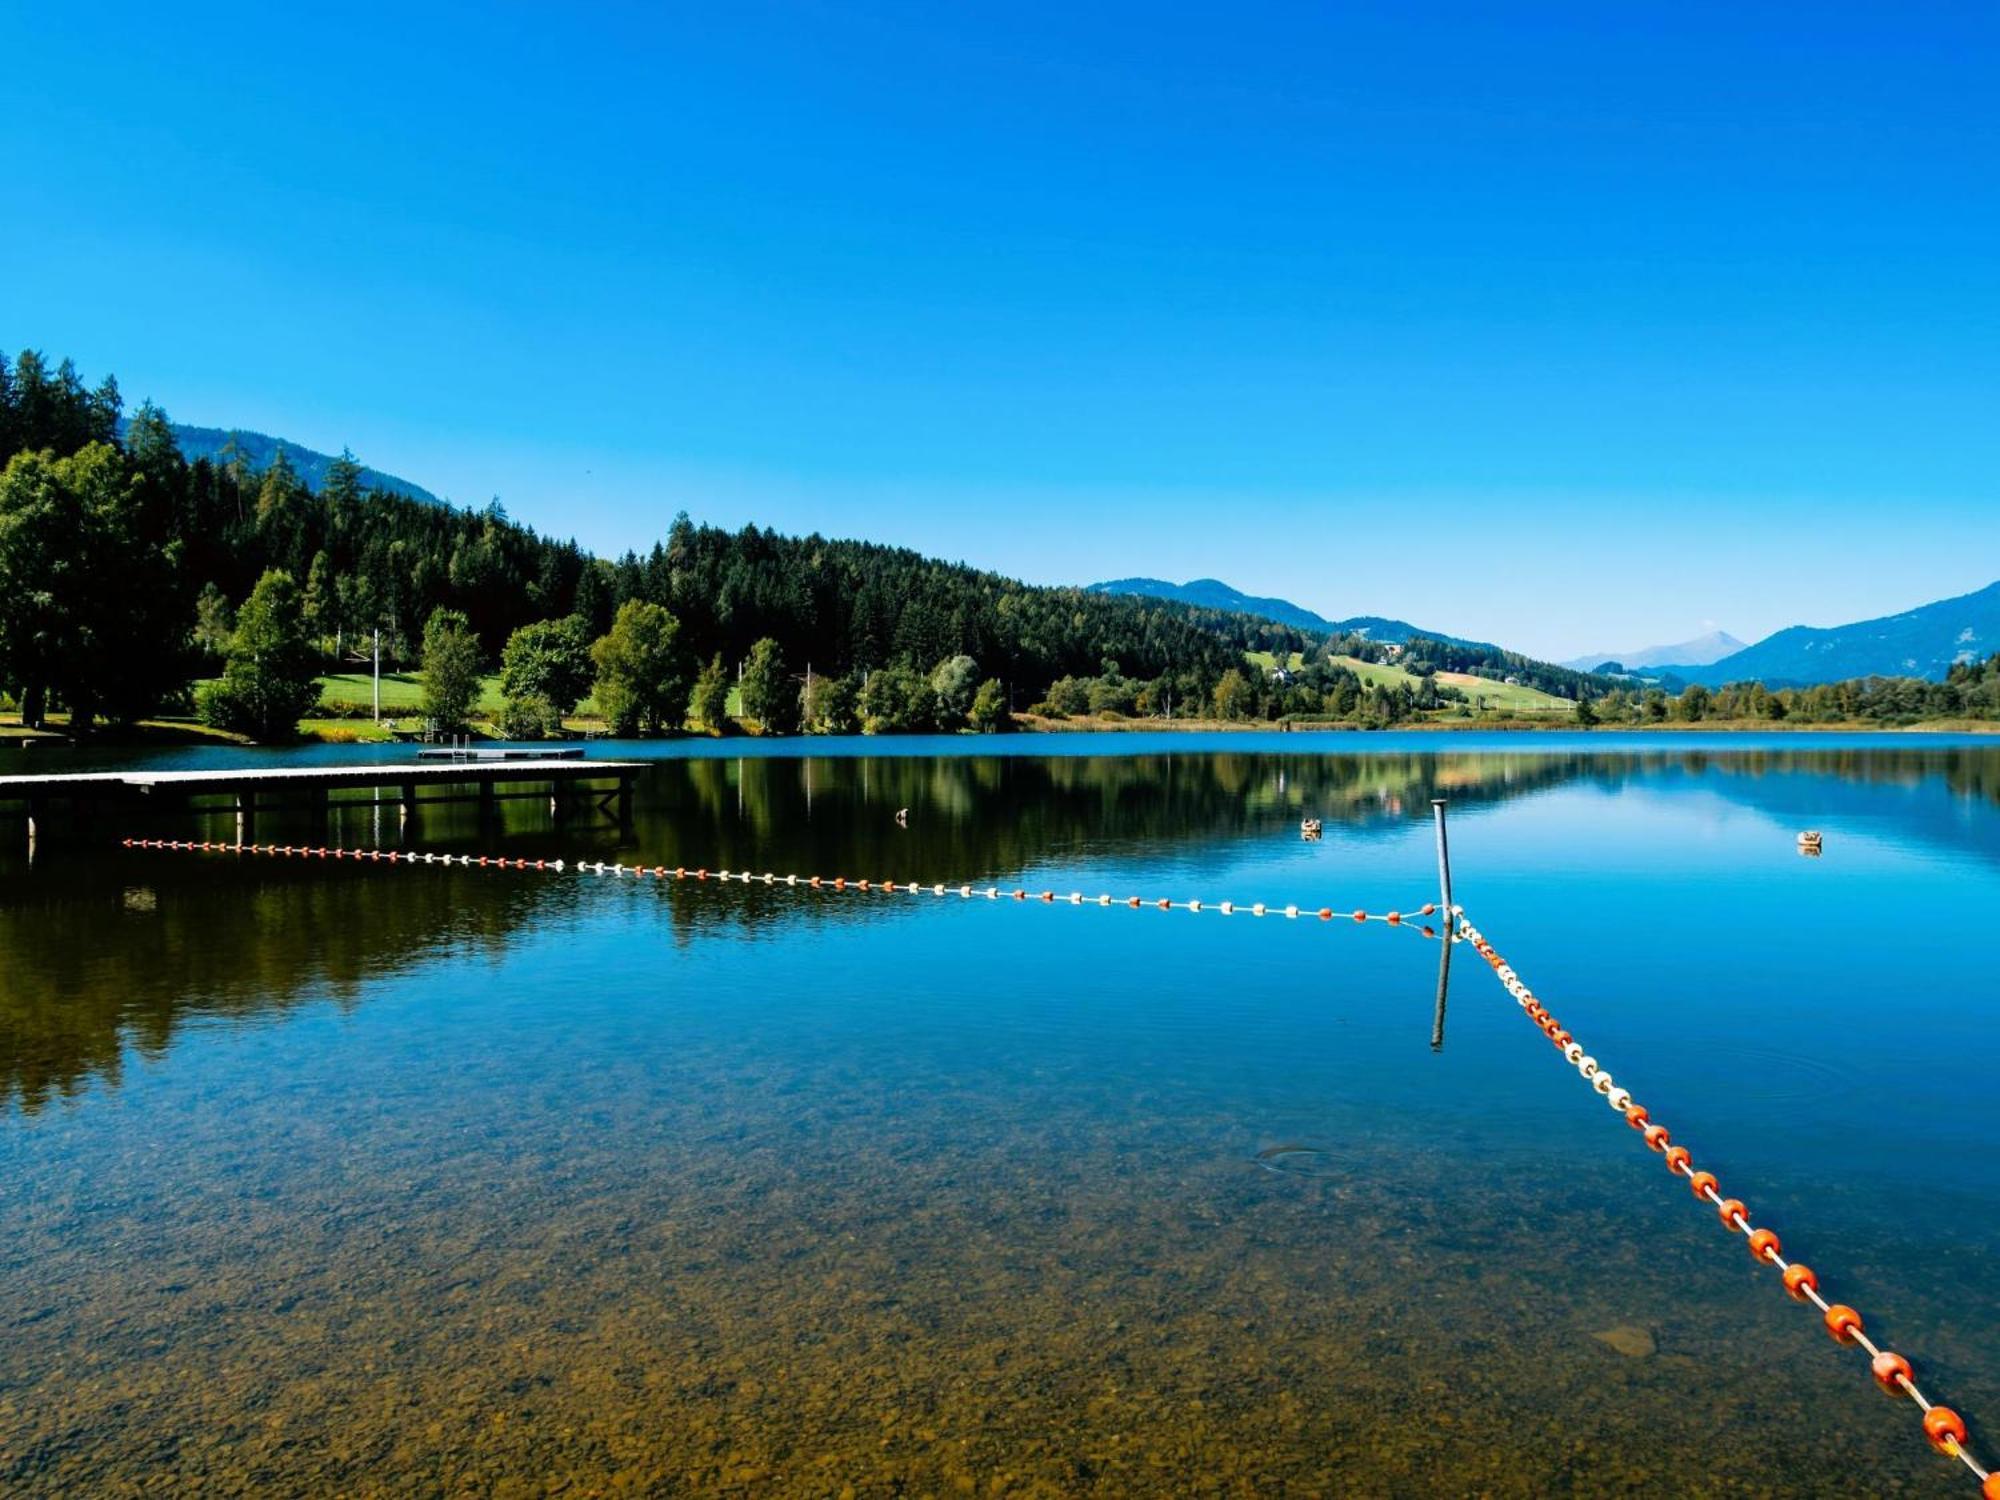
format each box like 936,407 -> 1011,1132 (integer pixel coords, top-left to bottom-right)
1087,576 -> 1489,649
1659,581 -> 2000,686
1562,629 -> 1745,672
120,420 -> 444,506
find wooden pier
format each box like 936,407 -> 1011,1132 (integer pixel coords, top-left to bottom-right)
0,758 -> 644,848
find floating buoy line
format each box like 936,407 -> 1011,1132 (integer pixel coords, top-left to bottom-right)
115,829 -> 1994,1493
1458,909 -> 1996,1497
116,837 -> 1441,933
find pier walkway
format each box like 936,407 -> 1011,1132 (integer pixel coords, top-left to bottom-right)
0,758 -> 644,846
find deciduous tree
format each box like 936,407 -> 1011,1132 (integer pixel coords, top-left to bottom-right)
740,636 -> 796,733
500,617 -> 595,716
198,569 -> 321,740
688,653 -> 730,734
420,608 -> 483,733
592,600 -> 688,736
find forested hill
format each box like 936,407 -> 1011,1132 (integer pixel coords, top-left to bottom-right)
125,421 -> 443,507
0,345 -> 1317,732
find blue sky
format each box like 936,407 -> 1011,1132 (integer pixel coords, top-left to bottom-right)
4,2 -> 1996,661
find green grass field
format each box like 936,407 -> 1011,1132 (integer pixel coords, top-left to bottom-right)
312,671 -> 509,714
1332,655 -> 1573,714
1244,651 -> 1574,716
1243,651 -> 1307,673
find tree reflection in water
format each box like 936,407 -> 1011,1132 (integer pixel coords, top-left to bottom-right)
4,744 -> 1996,1114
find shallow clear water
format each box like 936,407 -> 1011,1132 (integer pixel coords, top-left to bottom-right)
3,734 -> 1997,1495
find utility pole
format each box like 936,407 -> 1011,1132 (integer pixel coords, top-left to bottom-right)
373,628 -> 382,723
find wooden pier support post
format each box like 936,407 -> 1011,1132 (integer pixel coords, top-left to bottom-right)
235,790 -> 256,846
1430,798 -> 1454,1052
616,770 -> 635,829
400,781 -> 419,828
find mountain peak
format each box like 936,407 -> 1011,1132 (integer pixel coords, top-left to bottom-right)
1562,629 -> 1745,672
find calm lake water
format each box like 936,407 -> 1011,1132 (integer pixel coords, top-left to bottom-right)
3,732 -> 1997,1496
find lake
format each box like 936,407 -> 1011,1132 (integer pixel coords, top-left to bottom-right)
3,732 -> 1997,1496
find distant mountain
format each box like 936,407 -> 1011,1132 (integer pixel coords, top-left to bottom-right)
1661,581 -> 2000,686
122,420 -> 444,506
1087,577 -> 1484,647
1562,629 -> 1745,673
1089,577 -> 1335,633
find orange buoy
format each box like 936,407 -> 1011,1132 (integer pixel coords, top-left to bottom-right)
1687,1170 -> 1719,1200
1317,908 -> 1333,920
1352,909 -> 1367,922
1782,1264 -> 1818,1302
1870,1352 -> 1912,1394
1643,1123 -> 1672,1153
1983,1473 -> 2000,1500
1663,1146 -> 1692,1176
1747,1228 -> 1781,1262
1824,1304 -> 1863,1344
1922,1406 -> 1966,1454
1716,1197 -> 1748,1229
1625,1105 -> 1650,1130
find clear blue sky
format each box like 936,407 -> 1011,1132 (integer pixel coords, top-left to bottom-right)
5,2 -> 1996,661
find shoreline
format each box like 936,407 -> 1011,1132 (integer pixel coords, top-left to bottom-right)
1017,713 -> 2000,735
7,712 -> 1999,752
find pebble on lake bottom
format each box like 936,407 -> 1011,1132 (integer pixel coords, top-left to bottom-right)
1592,1324 -> 1657,1358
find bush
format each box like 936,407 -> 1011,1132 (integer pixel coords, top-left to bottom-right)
312,696 -> 376,720
1043,676 -> 1092,716
1087,676 -> 1137,716
803,672 -> 860,734
968,677 -> 1008,732
194,679 -> 237,730
498,692 -> 559,740
859,664 -> 935,733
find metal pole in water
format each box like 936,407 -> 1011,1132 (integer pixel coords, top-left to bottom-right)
1431,797 -> 1454,919
1430,798 -> 1453,1051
